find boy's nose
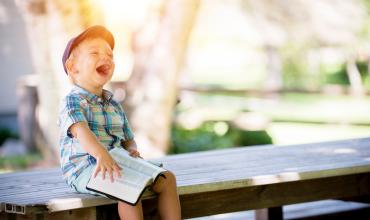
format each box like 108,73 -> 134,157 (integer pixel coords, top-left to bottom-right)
100,54 -> 114,62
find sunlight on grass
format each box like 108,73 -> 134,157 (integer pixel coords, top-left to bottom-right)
0,168 -> 13,174
261,93 -> 370,124
268,122 -> 370,145
176,92 -> 370,148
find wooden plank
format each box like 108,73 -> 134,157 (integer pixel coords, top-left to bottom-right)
1,137 -> 370,215
142,173 -> 370,219
0,139 -> 369,185
175,164 -> 370,195
0,207 -> 96,220
0,168 -> 60,180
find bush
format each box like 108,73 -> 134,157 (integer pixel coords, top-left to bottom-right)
0,127 -> 18,146
169,121 -> 272,154
325,61 -> 369,87
0,153 -> 42,170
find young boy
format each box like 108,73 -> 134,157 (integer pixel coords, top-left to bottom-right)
58,25 -> 181,220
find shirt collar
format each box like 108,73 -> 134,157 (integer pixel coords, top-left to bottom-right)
71,85 -> 113,104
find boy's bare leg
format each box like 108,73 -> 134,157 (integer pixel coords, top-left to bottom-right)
151,171 -> 182,220
118,200 -> 143,220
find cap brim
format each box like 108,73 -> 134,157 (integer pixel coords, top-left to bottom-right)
72,26 -> 115,52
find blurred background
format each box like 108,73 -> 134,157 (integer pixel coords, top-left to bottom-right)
1,0 -> 370,173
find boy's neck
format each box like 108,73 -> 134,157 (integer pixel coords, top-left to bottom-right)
75,83 -> 103,97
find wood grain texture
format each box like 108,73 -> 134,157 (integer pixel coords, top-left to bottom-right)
167,173 -> 370,218
0,137 -> 369,218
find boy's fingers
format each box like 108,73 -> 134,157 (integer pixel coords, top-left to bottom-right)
101,167 -> 106,180
113,164 -> 122,178
130,150 -> 140,157
93,167 -> 100,178
109,169 -> 114,183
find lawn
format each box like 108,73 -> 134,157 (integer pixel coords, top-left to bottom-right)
175,91 -> 370,148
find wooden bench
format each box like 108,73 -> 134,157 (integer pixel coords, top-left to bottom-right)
1,137 -> 370,220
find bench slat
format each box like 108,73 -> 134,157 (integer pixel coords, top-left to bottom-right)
0,137 -> 369,215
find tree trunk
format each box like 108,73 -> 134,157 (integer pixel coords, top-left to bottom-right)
346,57 -> 364,97
263,45 -> 283,92
16,0 -> 103,163
126,0 -> 200,158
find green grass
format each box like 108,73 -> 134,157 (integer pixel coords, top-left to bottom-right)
170,122 -> 272,154
178,92 -> 370,124
175,92 -> 370,149
0,153 -> 43,173
260,93 -> 370,125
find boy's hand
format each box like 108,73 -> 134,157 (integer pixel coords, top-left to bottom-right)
128,147 -> 141,158
121,139 -> 141,158
69,122 -> 122,182
93,149 -> 121,182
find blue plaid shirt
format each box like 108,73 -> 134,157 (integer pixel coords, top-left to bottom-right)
58,85 -> 134,185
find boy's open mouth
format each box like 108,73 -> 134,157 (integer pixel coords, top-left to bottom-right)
96,64 -> 111,75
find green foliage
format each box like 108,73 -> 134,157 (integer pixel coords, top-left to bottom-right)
282,56 -> 309,89
324,63 -> 349,85
360,0 -> 370,39
0,127 -> 19,146
324,61 -> 369,88
169,121 -> 272,154
357,61 -> 370,89
0,153 -> 42,170
280,44 -> 322,90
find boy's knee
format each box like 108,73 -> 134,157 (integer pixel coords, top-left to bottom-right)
152,171 -> 177,193
163,171 -> 177,186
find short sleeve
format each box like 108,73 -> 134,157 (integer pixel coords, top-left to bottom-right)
58,95 -> 87,138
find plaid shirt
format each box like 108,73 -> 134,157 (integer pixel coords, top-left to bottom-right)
58,85 -> 134,185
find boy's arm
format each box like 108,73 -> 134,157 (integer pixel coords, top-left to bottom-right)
69,122 -> 121,182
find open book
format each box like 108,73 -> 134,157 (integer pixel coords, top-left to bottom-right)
86,147 -> 166,206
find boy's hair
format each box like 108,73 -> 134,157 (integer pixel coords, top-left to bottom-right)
62,25 -> 115,74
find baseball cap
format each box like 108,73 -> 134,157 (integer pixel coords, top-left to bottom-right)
62,25 -> 115,74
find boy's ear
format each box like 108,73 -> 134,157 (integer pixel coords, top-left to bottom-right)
65,58 -> 77,75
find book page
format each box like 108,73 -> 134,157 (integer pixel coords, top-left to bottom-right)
86,147 -> 166,204
87,165 -> 152,204
110,148 -> 166,177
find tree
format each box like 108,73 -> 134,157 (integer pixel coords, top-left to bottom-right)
17,0 -> 199,160
126,0 -> 200,158
16,0 -> 103,163
242,0 -> 367,93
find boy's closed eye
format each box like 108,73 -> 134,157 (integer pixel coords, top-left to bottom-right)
89,50 -> 113,58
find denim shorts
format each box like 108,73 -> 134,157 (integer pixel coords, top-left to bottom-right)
70,165 -> 106,197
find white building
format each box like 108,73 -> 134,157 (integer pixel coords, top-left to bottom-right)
0,0 -> 34,133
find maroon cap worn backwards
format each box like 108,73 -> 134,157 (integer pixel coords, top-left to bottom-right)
62,25 -> 115,74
